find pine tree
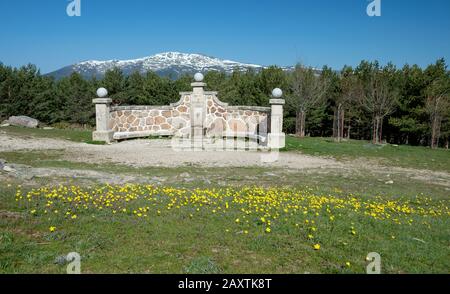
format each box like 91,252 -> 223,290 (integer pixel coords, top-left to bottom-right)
388,64 -> 428,145
103,67 -> 126,103
125,71 -> 146,105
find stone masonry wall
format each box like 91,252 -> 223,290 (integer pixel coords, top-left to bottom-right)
204,94 -> 269,138
109,92 -> 269,140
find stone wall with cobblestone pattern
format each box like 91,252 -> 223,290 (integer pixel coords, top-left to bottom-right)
109,92 -> 270,140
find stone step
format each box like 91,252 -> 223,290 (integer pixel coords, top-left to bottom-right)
170,137 -> 269,151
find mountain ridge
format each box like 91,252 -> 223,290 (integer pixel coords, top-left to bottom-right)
46,52 -> 295,80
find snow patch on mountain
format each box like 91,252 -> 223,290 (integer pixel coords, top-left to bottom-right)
75,52 -> 262,75
46,52 -> 297,80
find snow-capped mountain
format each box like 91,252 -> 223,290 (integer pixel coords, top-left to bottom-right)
46,52 -> 282,80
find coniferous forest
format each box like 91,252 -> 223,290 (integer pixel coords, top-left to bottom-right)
0,59 -> 449,148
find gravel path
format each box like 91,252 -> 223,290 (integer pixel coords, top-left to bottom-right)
1,133 -> 449,188
0,134 -> 341,169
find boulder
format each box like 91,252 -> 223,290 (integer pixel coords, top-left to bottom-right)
6,116 -> 39,128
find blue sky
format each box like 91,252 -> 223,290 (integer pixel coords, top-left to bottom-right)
0,0 -> 449,73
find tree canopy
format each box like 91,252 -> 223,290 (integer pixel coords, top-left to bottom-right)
0,59 -> 449,148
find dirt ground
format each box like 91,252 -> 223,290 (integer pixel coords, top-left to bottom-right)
0,134 -> 341,169
1,133 -> 450,189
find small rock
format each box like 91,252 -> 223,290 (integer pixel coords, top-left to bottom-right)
43,127 -> 54,130
264,172 -> 277,177
54,255 -> 68,265
0,210 -> 23,219
151,176 -> 166,183
3,166 -> 15,173
22,174 -> 35,181
385,180 -> 394,185
0,123 -> 10,127
179,172 -> 190,178
412,237 -> 426,244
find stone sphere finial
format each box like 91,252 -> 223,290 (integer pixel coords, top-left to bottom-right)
272,88 -> 283,98
96,87 -> 108,98
194,73 -> 204,82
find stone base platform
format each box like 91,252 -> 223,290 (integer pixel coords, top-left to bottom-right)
93,130 -> 114,143
170,137 -> 270,152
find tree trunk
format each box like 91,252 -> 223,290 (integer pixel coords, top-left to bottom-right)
338,105 -> 342,142
379,117 -> 383,144
297,110 -> 306,137
430,115 -> 441,149
373,116 -> 383,145
334,104 -> 344,142
347,123 -> 351,140
7,86 -> 11,116
300,111 -> 306,137
431,116 -> 436,149
295,110 -> 306,138
332,109 -> 337,139
372,117 -> 377,144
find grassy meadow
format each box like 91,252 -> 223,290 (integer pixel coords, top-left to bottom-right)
284,136 -> 450,172
0,127 -> 449,274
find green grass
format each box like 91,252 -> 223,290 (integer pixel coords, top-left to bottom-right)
284,136 -> 450,172
1,149 -> 449,199
0,184 -> 448,274
2,126 -> 448,171
0,126 -> 103,144
1,128 -> 449,274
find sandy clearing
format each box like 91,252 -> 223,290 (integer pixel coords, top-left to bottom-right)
1,133 -> 449,188
0,133 -> 342,169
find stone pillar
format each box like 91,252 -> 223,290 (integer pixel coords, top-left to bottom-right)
190,73 -> 206,150
268,88 -> 286,149
92,88 -> 114,143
